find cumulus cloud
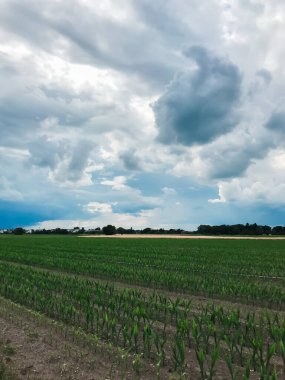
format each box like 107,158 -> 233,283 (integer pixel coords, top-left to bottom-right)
0,0 -> 184,90
154,46 -> 242,146
0,177 -> 23,201
256,69 -> 272,85
199,127 -> 275,179
2,0 -> 285,228
101,176 -> 127,190
83,202 -> 113,214
209,149 -> 285,205
120,150 -> 141,171
265,111 -> 285,132
64,140 -> 94,182
28,136 -> 68,170
29,208 -> 161,230
100,175 -> 161,209
169,123 -> 275,181
28,137 -> 94,185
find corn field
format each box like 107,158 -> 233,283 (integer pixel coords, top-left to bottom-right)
0,235 -> 284,379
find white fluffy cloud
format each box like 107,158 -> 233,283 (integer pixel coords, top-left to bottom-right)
84,202 -> 113,214
30,208 -> 161,230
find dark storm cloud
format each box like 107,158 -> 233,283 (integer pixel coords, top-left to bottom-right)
154,46 -> 242,146
28,138 -> 94,183
203,136 -> 274,180
0,87 -> 94,147
120,150 -> 141,171
28,137 -> 68,169
66,140 -> 94,182
132,0 -> 187,39
265,111 -> 285,133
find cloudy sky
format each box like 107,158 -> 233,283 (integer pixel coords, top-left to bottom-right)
1,0 -> 285,230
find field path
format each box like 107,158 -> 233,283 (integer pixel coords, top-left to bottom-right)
80,234 -> 285,239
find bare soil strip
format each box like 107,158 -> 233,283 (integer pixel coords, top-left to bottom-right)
0,296 -> 151,379
80,234 -> 285,239
0,299 -> 112,379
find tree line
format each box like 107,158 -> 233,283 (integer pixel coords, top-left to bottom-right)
3,223 -> 285,235
197,223 -> 285,236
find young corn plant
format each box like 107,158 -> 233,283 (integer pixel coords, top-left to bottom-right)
279,339 -> 285,367
262,342 -> 276,376
132,321 -> 139,353
208,344 -> 220,380
200,322 -> 212,354
154,332 -> 167,366
242,360 -> 250,380
233,332 -> 245,367
225,354 -> 239,380
224,334 -> 236,364
132,353 -> 143,379
172,335 -> 186,376
143,323 -> 153,358
155,352 -> 164,380
122,325 -> 130,349
250,336 -> 263,371
118,347 -> 129,380
192,319 -> 201,347
195,347 -> 207,380
177,318 -> 191,348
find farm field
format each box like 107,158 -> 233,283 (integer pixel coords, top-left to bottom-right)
0,235 -> 284,379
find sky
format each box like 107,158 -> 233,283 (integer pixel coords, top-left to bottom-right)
1,0 -> 285,230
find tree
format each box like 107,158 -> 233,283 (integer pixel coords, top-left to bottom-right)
272,226 -> 285,235
117,227 -> 126,234
12,227 -> 26,235
142,227 -> 152,234
102,225 -> 116,235
262,225 -> 271,235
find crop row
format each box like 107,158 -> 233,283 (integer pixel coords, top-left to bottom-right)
1,236 -> 285,276
0,261 -> 284,378
0,237 -> 285,308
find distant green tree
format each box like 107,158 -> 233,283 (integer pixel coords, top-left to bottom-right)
102,225 -> 116,235
117,227 -> 126,234
272,226 -> 285,235
12,227 -> 26,235
262,225 -> 271,235
142,227 -> 152,234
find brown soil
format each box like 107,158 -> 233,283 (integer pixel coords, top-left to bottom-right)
0,297 -> 182,380
0,263 -> 284,379
0,297 -> 263,380
1,297 -> 277,380
0,298 -> 124,379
